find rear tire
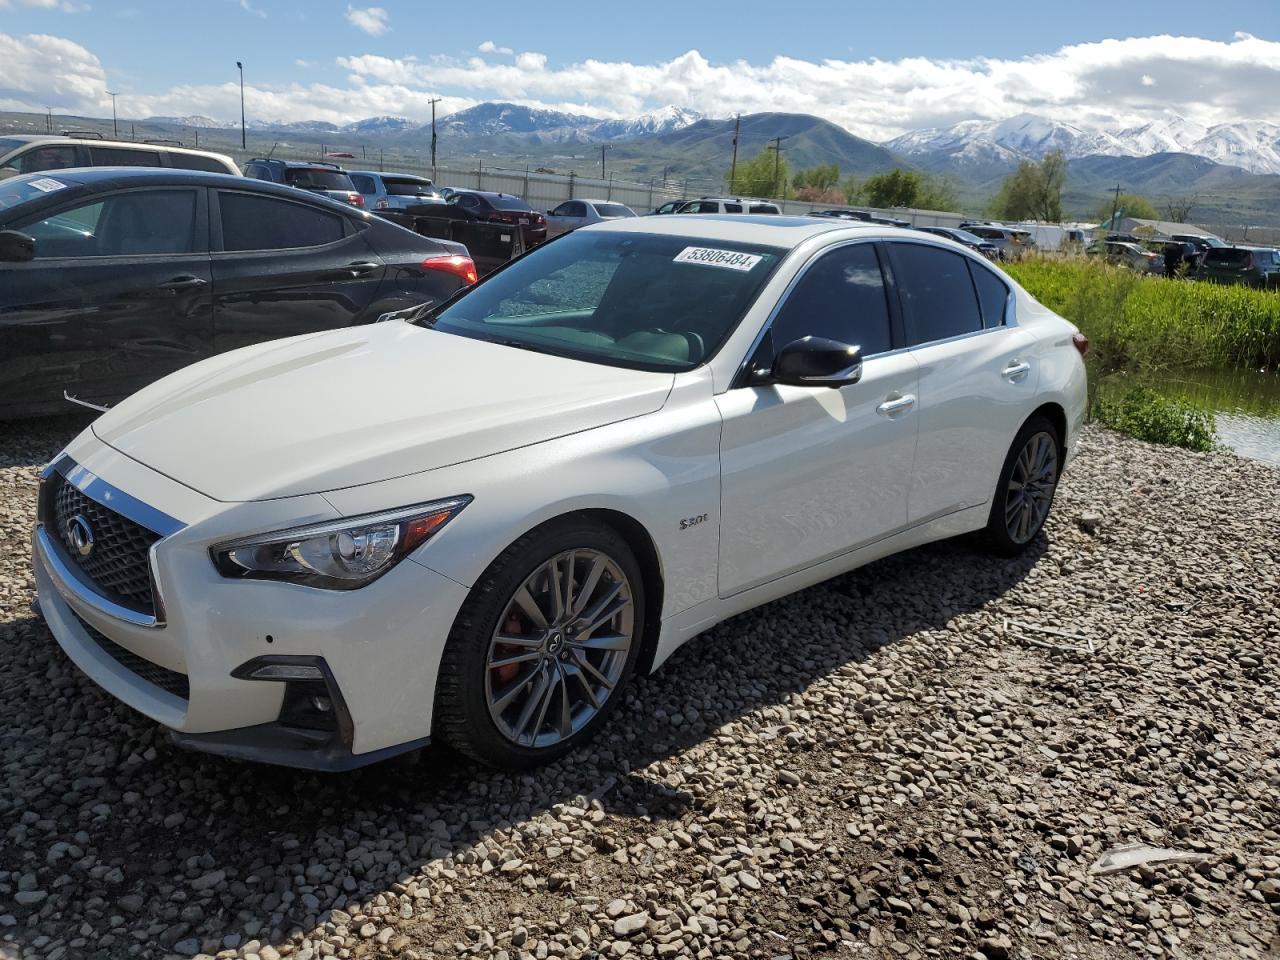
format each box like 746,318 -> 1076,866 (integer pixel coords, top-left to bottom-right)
434,518 -> 644,769
981,415 -> 1061,557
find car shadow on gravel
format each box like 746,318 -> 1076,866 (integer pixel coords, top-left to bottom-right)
0,533 -> 1046,957
0,413 -> 96,468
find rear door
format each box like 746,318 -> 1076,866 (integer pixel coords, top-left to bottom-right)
0,186 -> 212,415
884,241 -> 1039,524
209,187 -> 388,351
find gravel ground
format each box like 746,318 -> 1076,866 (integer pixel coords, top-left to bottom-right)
1,418 -> 1278,960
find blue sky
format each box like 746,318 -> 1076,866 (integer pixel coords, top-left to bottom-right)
1,0 -> 1277,137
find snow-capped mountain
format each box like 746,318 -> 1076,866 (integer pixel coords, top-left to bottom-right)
886,113 -> 1280,175
437,102 -> 702,142
145,115 -> 235,129
341,115 -> 416,135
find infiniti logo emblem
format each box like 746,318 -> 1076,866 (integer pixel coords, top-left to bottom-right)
66,515 -> 95,558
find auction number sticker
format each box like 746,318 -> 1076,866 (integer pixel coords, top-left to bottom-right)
674,246 -> 762,271
27,177 -> 68,193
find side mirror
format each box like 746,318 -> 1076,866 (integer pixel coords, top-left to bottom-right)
771,337 -> 863,388
0,229 -> 35,263
0,166 -> 21,182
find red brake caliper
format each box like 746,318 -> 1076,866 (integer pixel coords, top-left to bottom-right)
493,614 -> 524,686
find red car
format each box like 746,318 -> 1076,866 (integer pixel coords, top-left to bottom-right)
445,190 -> 547,246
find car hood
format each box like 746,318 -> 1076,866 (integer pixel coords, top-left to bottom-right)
92,323 -> 674,502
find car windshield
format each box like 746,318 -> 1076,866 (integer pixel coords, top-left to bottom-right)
426,230 -> 785,372
0,137 -> 29,158
489,195 -> 533,211
947,228 -> 985,244
594,203 -> 635,218
0,172 -> 76,212
285,168 -> 354,190
384,177 -> 434,196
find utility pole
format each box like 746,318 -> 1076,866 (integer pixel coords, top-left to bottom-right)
106,91 -> 118,138
767,135 -> 789,199
1109,183 -> 1122,230
236,62 -> 246,149
428,97 -> 442,182
600,143 -> 610,180
45,107 -> 52,134
728,113 -> 741,192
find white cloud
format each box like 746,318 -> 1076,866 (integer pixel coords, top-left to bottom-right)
238,0 -> 266,18
0,0 -> 89,10
478,40 -> 513,55
4,31 -> 1279,137
295,59 -> 311,68
1141,74 -> 1156,86
345,4 -> 388,36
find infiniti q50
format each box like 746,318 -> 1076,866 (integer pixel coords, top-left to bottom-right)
32,215 -> 1087,770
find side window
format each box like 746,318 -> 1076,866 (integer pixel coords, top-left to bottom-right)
724,203 -> 742,213
350,175 -> 376,193
770,243 -> 893,357
19,190 -> 197,258
890,243 -> 983,345
15,145 -> 78,174
749,204 -> 778,214
218,192 -> 345,251
169,153 -> 232,174
569,201 -> 587,217
551,201 -> 573,216
969,262 -> 1011,328
88,146 -> 162,167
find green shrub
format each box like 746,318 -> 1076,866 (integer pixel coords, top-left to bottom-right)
1004,257 -> 1280,371
1095,387 -> 1218,451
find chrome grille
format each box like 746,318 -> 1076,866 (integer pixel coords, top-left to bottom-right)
75,613 -> 189,701
50,474 -> 160,617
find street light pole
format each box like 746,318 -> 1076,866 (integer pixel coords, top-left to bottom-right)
428,97 -> 442,182
236,61 -> 246,150
767,135 -> 789,199
600,143 -> 610,180
106,91 -> 118,138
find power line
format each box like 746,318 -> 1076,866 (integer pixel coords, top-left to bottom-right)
428,97 -> 442,182
767,135 -> 790,199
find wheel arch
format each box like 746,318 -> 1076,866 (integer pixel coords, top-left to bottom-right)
1027,401 -> 1068,465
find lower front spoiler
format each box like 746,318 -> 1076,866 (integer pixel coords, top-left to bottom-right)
169,725 -> 431,773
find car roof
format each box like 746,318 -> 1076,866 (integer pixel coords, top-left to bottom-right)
348,170 -> 429,179
1,134 -> 234,161
582,214 -> 888,247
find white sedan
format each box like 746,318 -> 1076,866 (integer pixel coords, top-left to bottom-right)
544,198 -> 636,238
32,217 -> 1087,771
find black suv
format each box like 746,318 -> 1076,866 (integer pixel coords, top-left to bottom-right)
0,168 -> 476,417
243,159 -> 364,208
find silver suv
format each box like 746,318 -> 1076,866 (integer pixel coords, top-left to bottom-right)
0,134 -> 238,180
677,196 -> 781,215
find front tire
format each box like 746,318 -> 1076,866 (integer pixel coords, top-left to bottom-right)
434,518 -> 644,769
982,415 -> 1061,557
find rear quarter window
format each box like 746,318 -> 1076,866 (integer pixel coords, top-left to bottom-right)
88,146 -> 162,167
167,153 -> 233,174
889,242 -> 984,344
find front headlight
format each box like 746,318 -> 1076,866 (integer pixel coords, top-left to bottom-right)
211,497 -> 471,590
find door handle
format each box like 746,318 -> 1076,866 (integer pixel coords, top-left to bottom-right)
1002,359 -> 1032,382
347,261 -> 380,277
159,275 -> 208,291
876,393 -> 916,418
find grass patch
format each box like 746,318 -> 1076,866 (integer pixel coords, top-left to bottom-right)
1004,257 -> 1280,371
1095,386 -> 1218,452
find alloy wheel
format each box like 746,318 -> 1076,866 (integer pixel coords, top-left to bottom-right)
484,549 -> 634,749
1005,431 -> 1058,544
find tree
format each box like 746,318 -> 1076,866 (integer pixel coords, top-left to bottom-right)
792,163 -> 840,194
914,175 -> 959,212
1164,195 -> 1198,223
862,169 -> 922,208
990,150 -> 1066,222
728,147 -> 789,198
1094,192 -> 1158,226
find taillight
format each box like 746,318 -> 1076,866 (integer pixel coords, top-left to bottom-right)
532,213 -> 545,225
348,192 -> 364,208
422,254 -> 478,285
1072,332 -> 1089,356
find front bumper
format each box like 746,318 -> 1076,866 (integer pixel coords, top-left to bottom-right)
32,445 -> 471,769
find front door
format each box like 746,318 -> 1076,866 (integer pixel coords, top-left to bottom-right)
210,188 -> 387,352
716,241 -> 919,596
0,186 -> 212,415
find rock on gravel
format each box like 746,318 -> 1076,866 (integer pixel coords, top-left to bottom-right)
1,419 -> 1278,960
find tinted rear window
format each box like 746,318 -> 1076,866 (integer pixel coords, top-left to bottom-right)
488,195 -> 532,211
167,153 -> 233,174
385,178 -> 435,196
594,203 -> 634,219
969,262 -> 1010,328
88,146 -> 162,167
218,192 -> 346,251
890,243 -> 984,344
284,168 -> 354,190
1206,249 -> 1251,266
749,204 -> 779,214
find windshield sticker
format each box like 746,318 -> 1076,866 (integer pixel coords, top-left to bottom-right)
673,246 -> 763,271
27,177 -> 68,193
